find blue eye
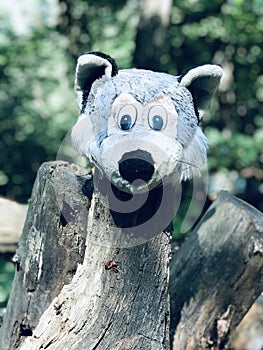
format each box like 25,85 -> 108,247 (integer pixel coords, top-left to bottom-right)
150,115 -> 164,130
148,105 -> 167,131
118,104 -> 137,131
120,114 -> 132,130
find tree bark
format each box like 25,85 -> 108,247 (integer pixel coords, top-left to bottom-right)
0,161 -> 171,350
170,190 -> 263,350
0,161 -> 93,350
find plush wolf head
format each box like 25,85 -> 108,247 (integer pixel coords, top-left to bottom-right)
71,52 -> 222,194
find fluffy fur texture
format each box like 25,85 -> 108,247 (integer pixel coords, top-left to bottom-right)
72,52 -> 222,193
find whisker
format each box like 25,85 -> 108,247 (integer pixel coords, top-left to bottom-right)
168,159 -> 202,180
175,159 -> 199,169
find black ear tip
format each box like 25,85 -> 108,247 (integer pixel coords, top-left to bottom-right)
76,51 -> 119,113
85,51 -> 118,77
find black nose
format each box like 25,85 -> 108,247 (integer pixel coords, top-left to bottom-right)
118,150 -> 154,183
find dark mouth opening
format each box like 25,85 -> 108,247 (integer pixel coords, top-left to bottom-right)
118,150 -> 154,184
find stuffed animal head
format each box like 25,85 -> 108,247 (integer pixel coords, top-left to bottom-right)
71,52 -> 222,194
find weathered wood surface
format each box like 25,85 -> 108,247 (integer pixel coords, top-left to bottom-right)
0,162 -> 93,350
0,161 -> 171,350
170,190 -> 263,350
1,161 -> 262,350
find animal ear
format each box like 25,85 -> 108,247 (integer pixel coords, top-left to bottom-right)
179,65 -> 223,120
75,51 -> 118,113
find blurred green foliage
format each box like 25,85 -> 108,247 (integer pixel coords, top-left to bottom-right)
168,0 -> 263,236
0,25 -> 77,201
0,255 -> 15,309
168,1 -> 263,187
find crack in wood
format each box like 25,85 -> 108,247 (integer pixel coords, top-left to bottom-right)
91,321 -> 113,350
138,332 -> 158,342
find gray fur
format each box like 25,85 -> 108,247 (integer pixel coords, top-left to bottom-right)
72,53 -> 223,193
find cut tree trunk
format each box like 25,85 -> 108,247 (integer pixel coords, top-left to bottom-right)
170,190 -> 263,349
0,162 -> 93,349
0,161 -> 171,350
0,161 -> 262,350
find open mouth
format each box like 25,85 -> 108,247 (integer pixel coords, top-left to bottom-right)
107,150 -> 160,194
118,150 -> 154,183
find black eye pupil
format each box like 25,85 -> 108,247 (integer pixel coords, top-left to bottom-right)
151,115 -> 163,130
120,114 -> 132,130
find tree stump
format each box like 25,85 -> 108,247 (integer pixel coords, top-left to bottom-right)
0,161 -> 262,350
0,162 -> 92,349
170,190 -> 263,349
0,161 -> 171,350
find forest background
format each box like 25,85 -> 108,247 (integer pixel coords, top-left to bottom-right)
0,0 -> 262,307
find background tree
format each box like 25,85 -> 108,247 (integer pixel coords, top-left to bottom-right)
133,0 -> 172,70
